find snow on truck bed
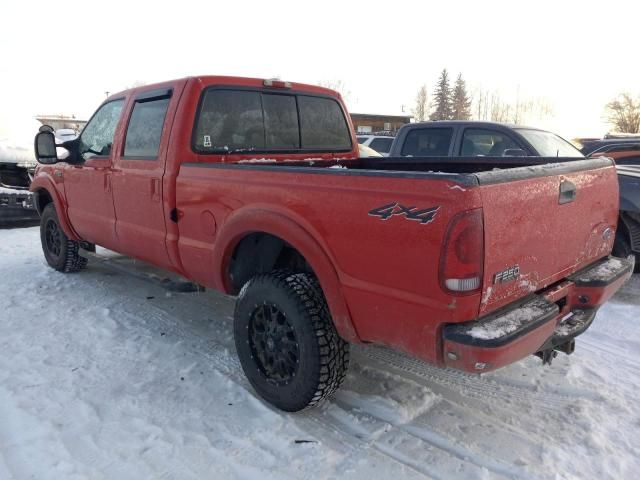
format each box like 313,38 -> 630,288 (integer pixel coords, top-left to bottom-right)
1,227 -> 639,480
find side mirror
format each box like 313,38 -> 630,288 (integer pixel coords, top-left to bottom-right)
34,130 -> 58,164
503,148 -> 527,157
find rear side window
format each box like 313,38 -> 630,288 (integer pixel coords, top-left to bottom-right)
194,90 -> 351,153
124,97 -> 170,158
460,128 -> 520,156
369,137 -> 393,154
401,128 -> 453,156
298,95 -> 351,150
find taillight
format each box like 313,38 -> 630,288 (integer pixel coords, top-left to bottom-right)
440,208 -> 484,295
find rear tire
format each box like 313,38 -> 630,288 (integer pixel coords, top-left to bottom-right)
40,204 -> 88,273
234,270 -> 350,412
612,230 -> 639,273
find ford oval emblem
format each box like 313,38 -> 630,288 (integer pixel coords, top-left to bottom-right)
603,227 -> 613,241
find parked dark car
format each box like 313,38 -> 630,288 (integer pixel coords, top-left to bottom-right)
578,135 -> 640,156
388,121 -> 584,159
588,145 -> 640,269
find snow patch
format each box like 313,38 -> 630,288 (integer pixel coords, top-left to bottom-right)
468,299 -> 550,340
236,158 -> 277,164
577,257 -> 626,282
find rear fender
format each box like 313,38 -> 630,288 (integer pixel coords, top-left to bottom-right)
30,174 -> 80,241
213,208 -> 360,343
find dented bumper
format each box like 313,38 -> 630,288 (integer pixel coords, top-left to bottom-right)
442,256 -> 633,373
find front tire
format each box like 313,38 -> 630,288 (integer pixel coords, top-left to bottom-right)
234,271 -> 350,412
40,203 -> 88,273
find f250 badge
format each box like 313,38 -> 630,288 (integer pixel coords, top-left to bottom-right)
493,265 -> 520,284
369,203 -> 440,225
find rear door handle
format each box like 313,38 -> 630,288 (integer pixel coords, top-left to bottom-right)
559,180 -> 576,204
151,178 -> 161,202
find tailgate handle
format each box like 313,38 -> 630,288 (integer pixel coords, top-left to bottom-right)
559,180 -> 577,204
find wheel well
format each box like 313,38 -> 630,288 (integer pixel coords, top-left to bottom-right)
34,189 -> 53,215
619,211 -> 640,253
229,232 -> 312,292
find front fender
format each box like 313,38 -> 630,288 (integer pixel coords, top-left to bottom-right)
30,174 -> 80,241
212,207 -> 361,343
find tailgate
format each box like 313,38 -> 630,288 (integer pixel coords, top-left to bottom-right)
476,158 -> 618,315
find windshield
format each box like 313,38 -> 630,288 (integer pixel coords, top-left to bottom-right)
516,129 -> 584,158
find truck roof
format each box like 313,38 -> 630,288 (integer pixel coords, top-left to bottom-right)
106,76 -> 342,102
403,120 -> 543,131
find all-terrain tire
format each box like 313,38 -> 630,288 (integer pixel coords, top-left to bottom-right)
234,270 -> 350,412
40,203 -> 88,273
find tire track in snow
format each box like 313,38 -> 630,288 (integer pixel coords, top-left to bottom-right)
91,258 -> 532,479
83,261 -> 432,479
357,345 -> 606,408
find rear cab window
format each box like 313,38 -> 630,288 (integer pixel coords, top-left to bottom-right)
401,128 -> 453,156
194,89 -> 352,154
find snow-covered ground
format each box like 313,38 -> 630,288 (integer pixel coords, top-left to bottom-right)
1,226 -> 639,480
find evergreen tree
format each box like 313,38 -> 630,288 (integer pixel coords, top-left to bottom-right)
451,73 -> 472,120
429,69 -> 452,121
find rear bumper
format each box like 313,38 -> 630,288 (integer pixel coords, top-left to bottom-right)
442,256 -> 633,373
0,190 -> 39,224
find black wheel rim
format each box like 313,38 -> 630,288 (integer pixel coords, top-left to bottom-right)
45,219 -> 62,257
248,303 -> 299,384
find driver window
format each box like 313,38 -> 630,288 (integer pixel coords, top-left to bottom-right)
79,99 -> 125,160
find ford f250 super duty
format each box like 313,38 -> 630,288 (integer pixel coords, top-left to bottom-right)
32,76 -> 632,412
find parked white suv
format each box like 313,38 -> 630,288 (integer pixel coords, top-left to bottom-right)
356,135 -> 394,156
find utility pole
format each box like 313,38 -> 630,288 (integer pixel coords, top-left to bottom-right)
105,91 -> 110,98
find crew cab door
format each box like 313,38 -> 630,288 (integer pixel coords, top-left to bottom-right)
64,99 -> 125,249
458,127 -> 528,156
111,88 -> 174,268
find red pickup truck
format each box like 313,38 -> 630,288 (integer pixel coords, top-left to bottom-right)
32,76 -> 632,411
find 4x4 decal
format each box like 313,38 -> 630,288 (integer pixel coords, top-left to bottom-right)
369,203 -> 440,225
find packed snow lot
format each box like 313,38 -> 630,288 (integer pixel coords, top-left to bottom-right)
1,227 -> 639,480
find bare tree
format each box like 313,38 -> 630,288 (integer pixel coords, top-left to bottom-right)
413,85 -> 428,121
606,94 -> 640,133
318,80 -> 351,104
472,86 -> 553,124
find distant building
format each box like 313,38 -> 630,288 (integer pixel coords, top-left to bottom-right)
350,113 -> 412,134
35,115 -> 87,133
